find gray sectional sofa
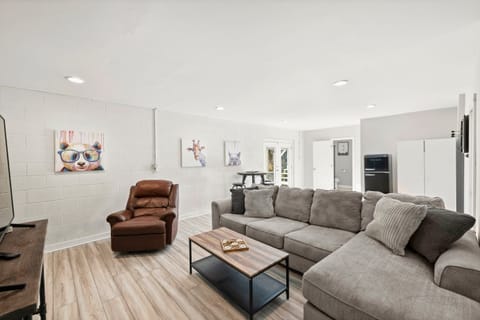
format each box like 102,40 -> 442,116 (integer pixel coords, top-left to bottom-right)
211,186 -> 480,320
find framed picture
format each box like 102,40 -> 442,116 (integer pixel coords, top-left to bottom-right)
181,138 -> 207,167
225,141 -> 241,166
55,130 -> 104,173
337,141 -> 349,156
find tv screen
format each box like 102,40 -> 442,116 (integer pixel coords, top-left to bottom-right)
0,115 -> 14,243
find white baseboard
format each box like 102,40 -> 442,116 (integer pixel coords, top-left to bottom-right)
44,211 -> 210,253
45,232 -> 110,253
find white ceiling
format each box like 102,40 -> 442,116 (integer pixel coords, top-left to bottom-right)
1,0 -> 480,130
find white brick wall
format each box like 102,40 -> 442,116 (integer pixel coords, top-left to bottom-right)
0,86 -> 301,248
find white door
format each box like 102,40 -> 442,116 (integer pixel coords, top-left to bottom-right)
425,138 -> 456,210
397,140 -> 425,195
313,140 -> 334,189
264,142 -> 293,186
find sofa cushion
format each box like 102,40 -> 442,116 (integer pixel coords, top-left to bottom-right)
360,191 -> 445,231
303,232 -> 480,320
244,188 -> 275,218
284,225 -> 355,262
385,193 -> 445,208
434,231 -> 480,303
310,190 -> 362,232
246,217 -> 308,249
365,197 -> 427,256
275,187 -> 314,222
409,208 -> 476,263
219,213 -> 265,234
360,191 -> 384,230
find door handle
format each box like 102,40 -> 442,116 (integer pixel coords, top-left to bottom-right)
365,174 -> 375,177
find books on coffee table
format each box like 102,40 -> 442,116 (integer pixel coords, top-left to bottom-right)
221,238 -> 249,252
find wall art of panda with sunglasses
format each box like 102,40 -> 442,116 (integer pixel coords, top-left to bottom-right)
57,141 -> 104,172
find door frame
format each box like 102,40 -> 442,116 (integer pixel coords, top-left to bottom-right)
264,139 -> 294,186
331,137 -> 356,191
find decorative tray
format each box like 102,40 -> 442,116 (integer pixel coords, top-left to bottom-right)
221,238 -> 249,252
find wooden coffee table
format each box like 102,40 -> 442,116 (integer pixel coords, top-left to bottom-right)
189,227 -> 289,320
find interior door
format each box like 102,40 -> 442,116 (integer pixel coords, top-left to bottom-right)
397,140 -> 425,195
264,142 -> 293,186
425,138 -> 456,210
313,140 -> 334,189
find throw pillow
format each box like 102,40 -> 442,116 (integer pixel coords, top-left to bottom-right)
409,208 -> 475,263
244,189 -> 275,218
365,197 -> 427,256
230,188 -> 245,214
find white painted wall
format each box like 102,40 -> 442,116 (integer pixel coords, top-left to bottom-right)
360,108 -> 457,193
303,125 -> 361,191
475,54 -> 480,238
0,86 -> 301,249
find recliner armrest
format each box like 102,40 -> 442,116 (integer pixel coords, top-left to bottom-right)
106,210 -> 133,227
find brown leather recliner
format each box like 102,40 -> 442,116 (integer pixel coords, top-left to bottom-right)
106,180 -> 179,252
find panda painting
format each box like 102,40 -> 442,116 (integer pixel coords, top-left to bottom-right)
55,130 -> 105,173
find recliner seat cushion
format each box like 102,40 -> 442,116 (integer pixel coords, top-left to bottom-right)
303,233 -> 480,320
112,216 -> 166,236
275,187 -> 314,222
134,207 -> 169,217
219,213 -> 265,234
310,190 -> 362,232
284,225 -> 355,262
246,217 -> 308,249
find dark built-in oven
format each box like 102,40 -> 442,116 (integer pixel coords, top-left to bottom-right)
364,154 -> 392,193
364,154 -> 391,172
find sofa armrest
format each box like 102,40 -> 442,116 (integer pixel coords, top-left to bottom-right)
434,230 -> 480,303
106,210 -> 133,227
211,198 -> 231,229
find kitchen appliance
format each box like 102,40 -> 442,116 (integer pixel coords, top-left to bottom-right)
364,154 -> 392,193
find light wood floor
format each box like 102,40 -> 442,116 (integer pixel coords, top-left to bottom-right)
41,215 -> 306,320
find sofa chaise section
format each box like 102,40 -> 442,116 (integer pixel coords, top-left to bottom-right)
284,225 -> 355,272
303,232 -> 480,320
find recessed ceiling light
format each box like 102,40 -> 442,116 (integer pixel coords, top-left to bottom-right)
281,120 -> 288,124
332,80 -> 349,87
215,106 -> 224,111
367,104 -> 376,109
65,76 -> 85,84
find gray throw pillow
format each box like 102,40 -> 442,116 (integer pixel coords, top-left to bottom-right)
409,208 -> 475,263
365,197 -> 427,256
244,189 -> 275,218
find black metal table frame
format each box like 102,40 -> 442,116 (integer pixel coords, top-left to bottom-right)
237,172 -> 267,185
0,265 -> 46,320
189,239 -> 289,320
24,266 -> 47,320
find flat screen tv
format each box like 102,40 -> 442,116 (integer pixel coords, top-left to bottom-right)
0,115 -> 14,244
